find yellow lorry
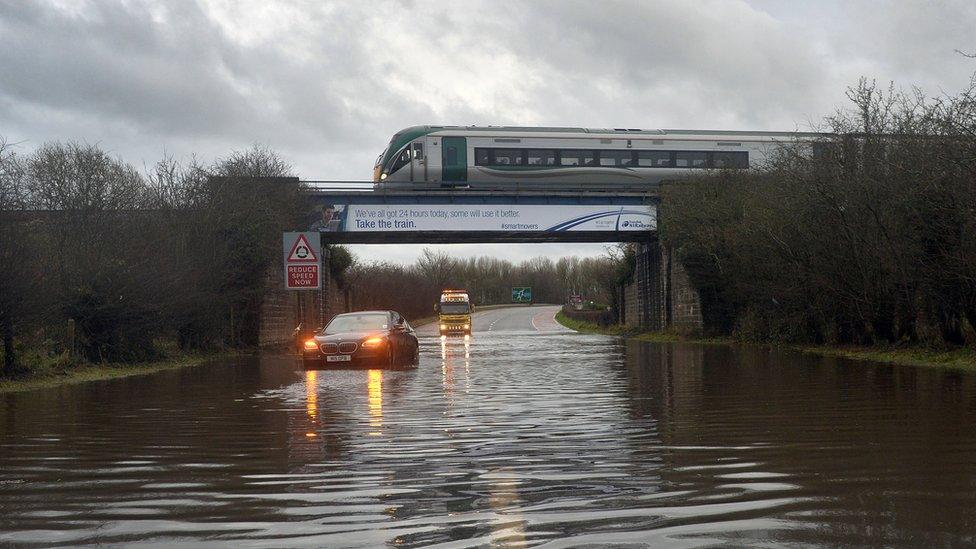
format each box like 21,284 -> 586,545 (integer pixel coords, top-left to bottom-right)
435,289 -> 473,336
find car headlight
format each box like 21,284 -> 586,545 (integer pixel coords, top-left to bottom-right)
303,339 -> 318,351
362,336 -> 386,347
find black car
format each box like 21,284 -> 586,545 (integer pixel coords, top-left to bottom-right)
302,310 -> 419,369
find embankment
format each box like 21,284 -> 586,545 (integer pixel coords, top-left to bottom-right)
0,353 -> 227,394
555,309 -> 976,371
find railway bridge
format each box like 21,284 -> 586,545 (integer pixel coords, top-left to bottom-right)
262,182 -> 702,344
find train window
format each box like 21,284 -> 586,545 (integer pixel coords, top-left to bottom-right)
675,151 -> 708,168
390,147 -> 412,173
412,142 -> 424,160
559,150 -> 585,166
494,149 -> 525,166
710,151 -> 748,169
600,150 -> 632,167
527,149 -> 556,166
475,148 -> 490,166
637,150 -> 671,167
582,150 -> 598,166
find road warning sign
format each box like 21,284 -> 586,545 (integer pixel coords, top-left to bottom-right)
287,233 -> 318,263
283,232 -> 321,290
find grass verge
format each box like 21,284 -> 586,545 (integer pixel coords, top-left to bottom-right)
795,345 -> 976,371
554,311 -> 976,371
555,311 -> 731,343
0,353 -> 224,394
554,311 -> 642,336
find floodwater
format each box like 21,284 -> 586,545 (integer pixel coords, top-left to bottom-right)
2,305 -> 976,547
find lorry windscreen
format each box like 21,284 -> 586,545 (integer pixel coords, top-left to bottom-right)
440,303 -> 470,314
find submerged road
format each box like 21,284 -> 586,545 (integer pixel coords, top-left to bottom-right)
415,304 -> 571,335
3,305 -> 976,546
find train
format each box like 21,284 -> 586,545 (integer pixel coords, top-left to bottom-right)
372,125 -> 824,190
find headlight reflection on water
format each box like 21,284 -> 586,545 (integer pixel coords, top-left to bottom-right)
305,370 -> 318,438
440,336 -> 472,397
367,369 -> 383,435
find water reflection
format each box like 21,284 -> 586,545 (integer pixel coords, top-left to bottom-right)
304,370 -> 318,438
487,468 -> 525,547
440,337 -> 472,399
367,369 -> 383,435
618,340 -> 976,546
305,370 -> 318,420
3,329 -> 976,547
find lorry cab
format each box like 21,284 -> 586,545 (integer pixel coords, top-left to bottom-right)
435,289 -> 473,336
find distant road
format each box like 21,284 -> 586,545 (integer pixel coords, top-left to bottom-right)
415,304 -> 572,335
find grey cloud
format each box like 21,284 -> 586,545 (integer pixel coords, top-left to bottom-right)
0,2 -> 250,137
359,1 -> 839,131
0,1 -> 433,159
830,1 -> 976,91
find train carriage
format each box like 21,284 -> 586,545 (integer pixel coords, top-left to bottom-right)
373,126 -> 823,190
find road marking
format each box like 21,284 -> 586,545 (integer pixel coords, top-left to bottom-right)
531,308 -> 556,332
530,310 -> 543,331
532,307 -> 570,333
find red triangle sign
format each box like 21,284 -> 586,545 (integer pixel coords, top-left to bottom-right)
287,234 -> 318,263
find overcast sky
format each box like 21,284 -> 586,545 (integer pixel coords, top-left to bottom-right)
2,0 -> 974,264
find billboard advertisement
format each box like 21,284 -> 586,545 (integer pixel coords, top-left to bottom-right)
307,202 -> 655,233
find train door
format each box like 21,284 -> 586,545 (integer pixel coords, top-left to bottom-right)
441,137 -> 467,182
409,141 -> 426,183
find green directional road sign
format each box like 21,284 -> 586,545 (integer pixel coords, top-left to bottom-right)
512,287 -> 532,303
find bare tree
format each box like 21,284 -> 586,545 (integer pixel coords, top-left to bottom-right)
663,75 -> 976,346
0,140 -> 35,375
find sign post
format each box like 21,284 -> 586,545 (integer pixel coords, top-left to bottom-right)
512,287 -> 533,303
283,232 -> 321,290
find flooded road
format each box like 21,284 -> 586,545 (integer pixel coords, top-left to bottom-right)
2,305 -> 976,546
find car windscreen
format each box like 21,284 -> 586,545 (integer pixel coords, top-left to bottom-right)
440,303 -> 470,314
325,313 -> 389,334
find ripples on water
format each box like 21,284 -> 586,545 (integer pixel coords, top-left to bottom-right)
2,325 -> 976,546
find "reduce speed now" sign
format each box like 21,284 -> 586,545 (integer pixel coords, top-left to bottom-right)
283,232 -> 321,290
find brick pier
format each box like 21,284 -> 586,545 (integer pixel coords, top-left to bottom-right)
621,240 -> 703,333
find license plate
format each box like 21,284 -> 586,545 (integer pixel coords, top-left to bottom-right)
326,355 -> 352,362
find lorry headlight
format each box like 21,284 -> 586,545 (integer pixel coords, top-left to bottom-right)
440,324 -> 447,330
463,324 -> 470,329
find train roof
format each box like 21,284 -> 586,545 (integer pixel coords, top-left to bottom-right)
380,125 -> 828,167
427,125 -> 823,136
